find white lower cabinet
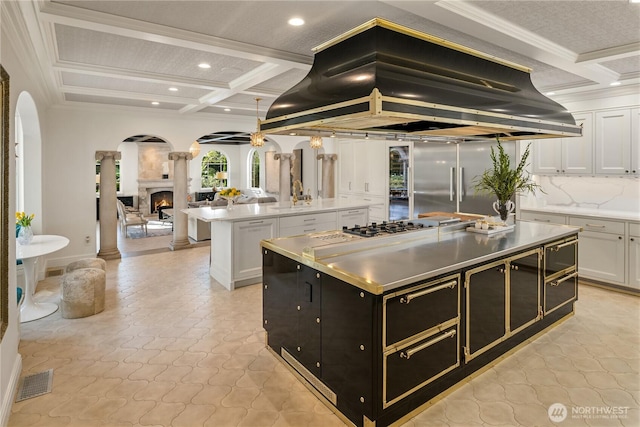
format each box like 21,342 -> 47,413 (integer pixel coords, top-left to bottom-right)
629,223 -> 640,289
279,212 -> 337,237
232,218 -> 278,284
338,208 -> 368,229
576,230 -> 626,285
523,210 -> 637,290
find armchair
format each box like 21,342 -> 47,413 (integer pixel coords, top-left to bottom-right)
116,199 -> 148,238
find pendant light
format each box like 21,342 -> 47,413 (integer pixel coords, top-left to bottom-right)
250,98 -> 265,147
189,140 -> 201,157
310,135 -> 323,149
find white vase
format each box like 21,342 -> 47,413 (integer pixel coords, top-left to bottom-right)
17,225 -> 34,245
492,200 -> 515,222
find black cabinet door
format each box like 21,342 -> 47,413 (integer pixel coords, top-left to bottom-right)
466,262 -> 506,358
297,264 -> 322,377
509,251 -> 541,332
262,250 -> 298,355
545,273 -> 577,314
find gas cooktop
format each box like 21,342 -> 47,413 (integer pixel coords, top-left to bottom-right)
341,218 -> 458,238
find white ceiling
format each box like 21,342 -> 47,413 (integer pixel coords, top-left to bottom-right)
8,0 -> 640,119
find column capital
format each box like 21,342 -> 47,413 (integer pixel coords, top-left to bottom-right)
169,152 -> 193,161
95,151 -> 121,161
273,153 -> 294,161
317,154 -> 338,161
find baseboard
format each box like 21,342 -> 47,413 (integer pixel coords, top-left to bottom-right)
0,354 -> 22,427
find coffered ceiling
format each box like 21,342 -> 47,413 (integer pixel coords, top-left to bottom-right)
7,0 -> 640,120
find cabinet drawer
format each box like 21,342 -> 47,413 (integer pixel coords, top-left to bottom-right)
338,209 -> 368,228
630,222 -> 640,236
520,211 -> 566,224
384,327 -> 459,407
569,216 -> 624,234
280,212 -> 336,228
384,275 -> 459,348
545,271 -> 578,315
279,221 -> 336,238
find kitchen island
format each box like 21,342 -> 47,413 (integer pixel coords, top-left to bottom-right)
261,220 -> 580,427
182,198 -> 374,290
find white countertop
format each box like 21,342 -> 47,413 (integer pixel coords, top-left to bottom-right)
182,198 -> 377,222
520,205 -> 640,222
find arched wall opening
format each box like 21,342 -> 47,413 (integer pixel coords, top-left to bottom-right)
15,92 -> 42,232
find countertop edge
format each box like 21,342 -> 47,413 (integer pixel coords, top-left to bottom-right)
520,206 -> 640,222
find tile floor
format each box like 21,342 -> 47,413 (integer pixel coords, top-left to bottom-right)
9,243 -> 640,427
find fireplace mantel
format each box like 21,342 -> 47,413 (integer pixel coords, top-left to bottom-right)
137,178 -> 191,214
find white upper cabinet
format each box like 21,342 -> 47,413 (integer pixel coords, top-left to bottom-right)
631,108 -> 640,175
595,109 -> 632,175
532,113 -> 593,175
338,139 -> 387,197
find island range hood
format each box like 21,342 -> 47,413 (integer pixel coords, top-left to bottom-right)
261,19 -> 581,141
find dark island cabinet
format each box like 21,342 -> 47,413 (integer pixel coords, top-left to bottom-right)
464,248 -> 542,362
263,233 -> 577,427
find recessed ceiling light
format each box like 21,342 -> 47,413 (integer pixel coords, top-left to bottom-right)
224,108 -> 231,112
288,17 -> 305,26
289,132 -> 297,136
168,87 -> 178,92
610,81 -> 621,86
198,63 -> 211,69
151,101 -> 159,105
546,91 -> 555,96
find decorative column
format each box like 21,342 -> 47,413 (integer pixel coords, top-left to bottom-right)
169,151 -> 192,251
274,153 -> 295,202
317,154 -> 338,199
96,151 -> 121,260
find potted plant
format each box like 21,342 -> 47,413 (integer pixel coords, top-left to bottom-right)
474,138 -> 542,222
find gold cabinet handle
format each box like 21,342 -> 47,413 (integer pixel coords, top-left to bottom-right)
400,329 -> 456,360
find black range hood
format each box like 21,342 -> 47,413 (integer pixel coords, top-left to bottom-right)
261,19 -> 581,141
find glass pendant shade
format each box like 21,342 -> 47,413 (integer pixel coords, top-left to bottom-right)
250,97 -> 265,147
310,135 -> 323,149
189,141 -> 201,157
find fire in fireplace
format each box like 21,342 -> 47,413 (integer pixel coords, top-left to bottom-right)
150,191 -> 173,214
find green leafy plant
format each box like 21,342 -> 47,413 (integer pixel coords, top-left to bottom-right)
474,138 -> 542,204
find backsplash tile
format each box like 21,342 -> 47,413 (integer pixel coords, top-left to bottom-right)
522,176 -> 640,213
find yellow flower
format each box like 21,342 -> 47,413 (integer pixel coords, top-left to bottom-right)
16,211 -> 35,227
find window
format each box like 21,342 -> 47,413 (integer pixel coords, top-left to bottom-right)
95,161 -> 120,193
202,150 -> 228,188
250,150 -> 260,188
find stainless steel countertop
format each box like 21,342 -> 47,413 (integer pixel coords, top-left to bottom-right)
262,221 -> 580,294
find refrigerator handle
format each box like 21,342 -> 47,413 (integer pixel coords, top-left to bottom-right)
449,167 -> 454,202
458,167 -> 463,203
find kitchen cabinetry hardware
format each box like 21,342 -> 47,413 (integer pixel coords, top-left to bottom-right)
400,329 -> 456,360
551,239 -> 579,251
550,272 -> 578,287
360,345 -> 365,351
360,292 -> 365,298
534,218 -> 551,222
511,265 -> 519,270
449,167 -> 455,202
249,220 -> 264,224
316,317 -> 320,323
303,218 -> 316,222
399,280 -> 457,304
316,273 -> 321,279
585,223 -> 606,228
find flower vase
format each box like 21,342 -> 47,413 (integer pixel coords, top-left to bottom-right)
17,225 -> 34,245
492,200 -> 515,223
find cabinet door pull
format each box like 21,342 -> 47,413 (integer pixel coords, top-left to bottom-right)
534,218 -> 551,222
585,223 -> 605,228
399,280 -> 457,304
550,239 -> 578,252
400,329 -> 456,360
249,220 -> 264,225
550,271 -> 578,286
303,218 -> 316,222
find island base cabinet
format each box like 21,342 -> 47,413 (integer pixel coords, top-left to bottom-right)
545,273 -> 578,315
384,327 -> 458,406
510,251 -> 542,333
465,262 -> 507,360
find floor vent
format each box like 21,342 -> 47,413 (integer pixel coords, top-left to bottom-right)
15,369 -> 53,402
45,268 -> 64,277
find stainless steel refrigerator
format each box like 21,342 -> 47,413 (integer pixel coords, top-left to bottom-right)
412,141 -> 516,217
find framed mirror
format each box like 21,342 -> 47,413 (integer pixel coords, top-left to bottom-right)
1,65 -> 9,340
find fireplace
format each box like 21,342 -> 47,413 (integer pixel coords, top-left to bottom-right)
138,179 -> 173,215
150,191 -> 173,214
